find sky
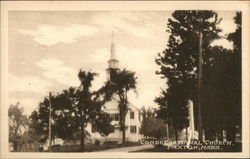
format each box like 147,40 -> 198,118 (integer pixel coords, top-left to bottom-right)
8,11 -> 237,115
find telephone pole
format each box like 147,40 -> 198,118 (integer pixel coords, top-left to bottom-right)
48,92 -> 52,152
197,31 -> 203,141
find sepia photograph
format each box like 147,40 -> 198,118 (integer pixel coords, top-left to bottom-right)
1,1 -> 249,158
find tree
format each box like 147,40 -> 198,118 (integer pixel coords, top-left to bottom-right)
28,93 -> 77,145
202,46 -> 233,140
29,70 -> 114,151
141,107 -> 168,139
224,12 -> 241,142
155,11 -> 222,140
77,70 -> 113,150
108,68 -> 137,144
201,12 -> 242,142
9,103 -> 29,151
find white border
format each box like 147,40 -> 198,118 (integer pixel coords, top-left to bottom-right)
1,1 -> 249,158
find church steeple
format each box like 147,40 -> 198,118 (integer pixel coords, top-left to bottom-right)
110,31 -> 116,60
107,31 -> 119,81
108,31 -> 118,69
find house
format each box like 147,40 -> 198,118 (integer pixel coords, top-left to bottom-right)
86,33 -> 143,144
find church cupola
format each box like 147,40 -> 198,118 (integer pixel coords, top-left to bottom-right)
106,31 -> 119,81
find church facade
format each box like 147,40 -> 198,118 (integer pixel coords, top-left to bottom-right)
86,34 -> 143,144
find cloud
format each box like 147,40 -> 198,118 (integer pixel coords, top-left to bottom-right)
8,73 -> 53,93
16,24 -> 99,46
90,49 -> 109,63
36,58 -> 80,87
218,19 -> 237,35
8,74 -> 53,115
9,97 -> 42,115
8,57 -> 82,115
115,45 -> 157,71
210,38 -> 233,50
127,72 -> 166,109
91,12 -> 154,39
91,71 -> 107,92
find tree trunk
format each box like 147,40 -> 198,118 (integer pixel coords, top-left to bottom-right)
186,127 -> 188,138
174,128 -> 178,141
166,123 -> 169,140
226,128 -> 236,143
13,141 -> 18,151
197,31 -> 203,142
218,129 -> 223,141
80,122 -> 85,152
122,125 -> 126,144
122,90 -> 127,144
122,113 -> 126,144
205,127 -> 216,141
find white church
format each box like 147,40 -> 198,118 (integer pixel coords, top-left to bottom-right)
86,34 -> 143,144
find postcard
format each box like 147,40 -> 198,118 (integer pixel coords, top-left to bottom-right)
1,1 -> 249,158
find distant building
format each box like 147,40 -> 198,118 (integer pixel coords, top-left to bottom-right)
86,33 -> 143,143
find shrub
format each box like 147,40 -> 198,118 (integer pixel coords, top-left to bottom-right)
94,139 -> 100,146
103,141 -> 118,145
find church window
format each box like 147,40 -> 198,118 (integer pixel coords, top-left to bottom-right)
130,125 -> 137,133
130,111 -> 135,119
139,127 -> 142,134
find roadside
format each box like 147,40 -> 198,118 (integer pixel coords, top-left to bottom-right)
96,144 -> 154,152
42,142 -> 142,152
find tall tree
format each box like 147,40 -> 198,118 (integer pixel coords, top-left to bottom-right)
202,46 -> 232,140
155,11 -> 222,140
202,12 -> 242,142
108,68 -> 137,144
9,103 -> 29,151
77,70 -> 114,150
225,12 -> 242,142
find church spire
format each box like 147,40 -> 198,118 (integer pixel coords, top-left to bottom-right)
107,31 -> 119,81
107,31 -> 118,69
110,31 -> 116,60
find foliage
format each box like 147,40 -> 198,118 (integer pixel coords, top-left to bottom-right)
227,12 -> 242,130
9,103 -> 29,151
155,11 -> 222,136
28,91 -> 80,143
140,107 -> 168,139
202,12 -> 242,141
29,70 -> 114,151
107,68 -> 137,144
155,10 -> 242,142
91,111 -> 114,136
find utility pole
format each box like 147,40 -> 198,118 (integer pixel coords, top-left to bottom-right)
48,92 -> 52,152
197,30 -> 203,141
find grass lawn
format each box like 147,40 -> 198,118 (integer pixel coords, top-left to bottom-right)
49,142 -> 141,152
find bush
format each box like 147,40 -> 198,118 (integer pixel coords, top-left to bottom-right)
38,147 -> 43,152
94,139 -> 100,146
103,141 -> 118,145
51,144 -> 61,152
